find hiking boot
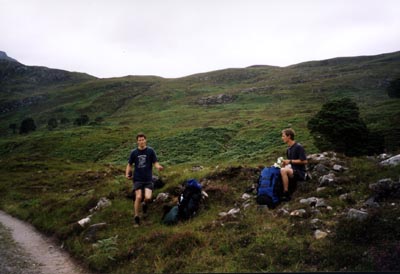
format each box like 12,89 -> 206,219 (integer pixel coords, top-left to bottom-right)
281,191 -> 291,202
142,202 -> 148,217
134,216 -> 140,227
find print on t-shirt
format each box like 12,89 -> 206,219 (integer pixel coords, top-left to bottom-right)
138,155 -> 147,169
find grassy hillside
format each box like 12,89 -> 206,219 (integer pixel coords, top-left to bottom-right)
0,51 -> 400,272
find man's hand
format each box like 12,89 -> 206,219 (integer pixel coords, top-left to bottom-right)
282,159 -> 290,167
155,162 -> 164,171
126,172 -> 133,180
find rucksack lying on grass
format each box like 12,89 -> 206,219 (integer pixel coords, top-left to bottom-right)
162,179 -> 203,225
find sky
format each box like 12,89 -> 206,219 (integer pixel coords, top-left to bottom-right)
1,0 -> 399,78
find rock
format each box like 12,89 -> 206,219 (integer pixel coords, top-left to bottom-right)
317,187 -> 327,192
319,173 -> 337,187
333,164 -> 346,172
276,208 -> 290,216
364,196 -> 380,208
78,215 -> 92,227
227,208 -> 240,216
315,198 -> 328,208
90,197 -> 112,213
300,197 -> 318,206
380,154 -> 400,166
339,193 -> 350,201
314,230 -> 328,240
300,197 -> 328,208
192,166 -> 204,171
202,190 -> 209,199
347,208 -> 368,221
310,218 -> 321,225
218,212 -> 228,217
377,153 -> 391,160
369,178 -> 393,197
290,209 -> 307,217
155,193 -> 169,202
84,223 -> 108,242
197,94 -> 237,106
314,163 -> 330,174
243,201 -> 252,209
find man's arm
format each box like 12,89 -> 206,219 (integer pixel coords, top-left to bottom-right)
154,162 -> 164,171
126,164 -> 133,179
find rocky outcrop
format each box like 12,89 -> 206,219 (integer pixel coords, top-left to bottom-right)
197,94 -> 237,106
0,95 -> 47,113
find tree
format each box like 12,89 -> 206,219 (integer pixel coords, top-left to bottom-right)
19,118 -> 36,134
387,78 -> 400,98
307,98 -> 369,156
9,123 -> 17,134
74,114 -> 89,126
47,118 -> 58,130
60,117 -> 70,124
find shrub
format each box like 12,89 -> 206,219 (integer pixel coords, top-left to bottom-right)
74,114 -> 90,126
307,98 -> 369,156
387,78 -> 400,98
9,123 -> 17,134
47,118 -> 58,130
19,118 -> 36,134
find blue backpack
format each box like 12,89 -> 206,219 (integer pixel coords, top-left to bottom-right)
178,179 -> 202,220
256,167 -> 283,208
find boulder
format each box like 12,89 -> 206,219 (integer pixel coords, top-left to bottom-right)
347,208 -> 368,221
90,197 -> 112,213
290,209 -> 307,218
197,94 -> 237,106
319,173 -> 337,187
380,154 -> 400,166
84,223 -> 108,242
314,230 -> 328,240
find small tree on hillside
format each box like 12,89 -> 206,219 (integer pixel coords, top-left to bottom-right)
307,98 -> 369,156
60,117 -> 70,125
9,123 -> 17,134
47,118 -> 58,130
387,78 -> 400,98
20,118 -> 37,134
74,114 -> 90,126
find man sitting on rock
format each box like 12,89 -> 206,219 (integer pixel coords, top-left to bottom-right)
280,128 -> 308,201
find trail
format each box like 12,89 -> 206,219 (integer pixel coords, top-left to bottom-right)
0,210 -> 91,274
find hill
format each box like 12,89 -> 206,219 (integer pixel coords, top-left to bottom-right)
0,50 -> 400,272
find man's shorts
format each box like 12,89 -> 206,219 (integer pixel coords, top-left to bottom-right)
133,181 -> 154,191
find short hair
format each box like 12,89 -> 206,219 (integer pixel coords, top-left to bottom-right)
136,132 -> 147,140
282,128 -> 295,140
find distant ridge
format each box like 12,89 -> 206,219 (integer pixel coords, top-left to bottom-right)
0,51 -> 18,63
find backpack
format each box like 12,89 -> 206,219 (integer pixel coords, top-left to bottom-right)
162,205 -> 179,225
256,166 -> 283,209
178,179 -> 202,220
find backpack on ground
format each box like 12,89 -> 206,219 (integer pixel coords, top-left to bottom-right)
162,205 -> 179,225
178,179 -> 202,220
256,166 -> 283,209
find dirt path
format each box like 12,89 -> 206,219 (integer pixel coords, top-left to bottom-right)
0,210 -> 92,274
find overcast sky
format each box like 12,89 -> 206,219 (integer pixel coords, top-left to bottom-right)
1,0 -> 399,78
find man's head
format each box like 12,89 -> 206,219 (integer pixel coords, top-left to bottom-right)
136,133 -> 147,149
281,128 -> 295,143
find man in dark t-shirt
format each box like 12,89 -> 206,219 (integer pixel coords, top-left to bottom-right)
280,128 -> 307,201
126,133 -> 163,226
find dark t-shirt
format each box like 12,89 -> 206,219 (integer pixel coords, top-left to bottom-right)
286,142 -> 307,179
128,147 -> 158,182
